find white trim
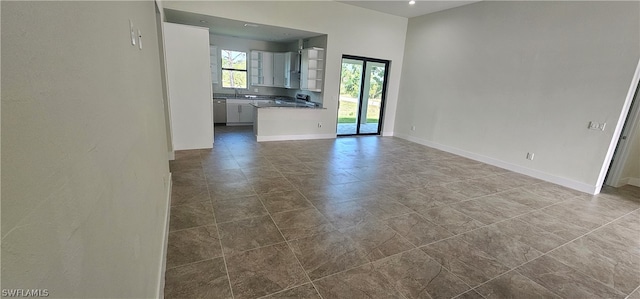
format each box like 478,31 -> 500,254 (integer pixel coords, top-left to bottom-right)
618,177 -> 640,188
256,133 -> 336,142
168,150 -> 175,161
615,177 -> 630,187
382,131 -> 394,137
395,133 -> 597,194
598,58 -> 640,193
156,172 -> 172,299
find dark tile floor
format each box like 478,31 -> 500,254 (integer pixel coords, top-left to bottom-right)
164,125 -> 640,299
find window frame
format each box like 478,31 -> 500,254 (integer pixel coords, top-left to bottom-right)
220,49 -> 248,90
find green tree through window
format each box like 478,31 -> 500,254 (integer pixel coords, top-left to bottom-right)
221,50 -> 247,89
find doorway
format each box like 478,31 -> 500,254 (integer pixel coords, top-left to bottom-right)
604,80 -> 640,187
337,55 -> 389,136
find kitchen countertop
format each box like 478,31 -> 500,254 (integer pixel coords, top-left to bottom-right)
213,93 -> 294,101
250,102 -> 325,109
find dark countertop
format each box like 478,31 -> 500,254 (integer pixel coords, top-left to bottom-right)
213,93 -> 294,101
250,102 -> 325,109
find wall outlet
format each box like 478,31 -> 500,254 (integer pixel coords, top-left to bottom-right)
317,122 -> 322,128
526,152 -> 535,160
253,88 -> 259,92
411,126 -> 416,131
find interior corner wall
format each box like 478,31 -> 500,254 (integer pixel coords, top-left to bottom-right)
395,1 -> 640,193
1,1 -> 171,297
162,0 -> 408,137
620,120 -> 640,186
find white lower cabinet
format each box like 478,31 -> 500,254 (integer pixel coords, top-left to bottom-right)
226,99 -> 255,125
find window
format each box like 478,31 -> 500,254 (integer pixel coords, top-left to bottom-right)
221,49 -> 247,89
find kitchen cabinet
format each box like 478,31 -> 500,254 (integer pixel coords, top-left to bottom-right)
210,46 -> 219,84
301,47 -> 324,92
273,53 -> 285,87
250,51 -> 274,86
226,99 -> 255,125
284,52 -> 300,89
250,51 -> 297,89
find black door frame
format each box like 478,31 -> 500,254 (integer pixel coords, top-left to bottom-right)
338,55 -> 390,136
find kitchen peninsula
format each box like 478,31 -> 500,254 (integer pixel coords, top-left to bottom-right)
251,94 -> 328,142
213,93 -> 330,142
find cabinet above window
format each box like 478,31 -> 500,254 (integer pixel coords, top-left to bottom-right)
250,50 -> 300,89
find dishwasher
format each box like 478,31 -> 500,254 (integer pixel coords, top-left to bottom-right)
213,98 -> 227,124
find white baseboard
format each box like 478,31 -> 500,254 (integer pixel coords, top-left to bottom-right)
382,131 -> 394,137
256,133 -> 336,142
395,133 -> 598,194
156,172 -> 172,299
168,150 -> 175,161
618,177 -> 640,188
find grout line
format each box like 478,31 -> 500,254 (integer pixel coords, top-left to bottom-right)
464,207 -> 640,297
167,222 -> 217,234
253,282 -> 316,299
626,285 -> 640,299
192,127 -> 640,299
206,178 -> 236,299
256,191 -> 327,299
165,257 -> 219,271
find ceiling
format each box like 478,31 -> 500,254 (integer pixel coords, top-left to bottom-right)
164,9 -> 323,43
164,1 -> 480,42
338,0 -> 480,18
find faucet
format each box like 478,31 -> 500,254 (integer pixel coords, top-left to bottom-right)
234,88 -> 239,98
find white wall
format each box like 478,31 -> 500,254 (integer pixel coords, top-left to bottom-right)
163,0 -> 408,136
395,1 -> 640,193
164,22 -> 214,150
2,2 -> 171,297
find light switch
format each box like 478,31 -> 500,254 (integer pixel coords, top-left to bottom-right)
130,20 -> 136,46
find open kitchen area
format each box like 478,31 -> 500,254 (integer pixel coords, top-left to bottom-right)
163,10 -> 332,149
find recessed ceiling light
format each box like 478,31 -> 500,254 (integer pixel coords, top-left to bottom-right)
409,0 -> 415,4
199,20 -> 208,24
244,23 -> 260,28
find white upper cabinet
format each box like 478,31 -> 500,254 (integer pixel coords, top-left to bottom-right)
210,45 -> 219,84
250,50 -> 299,89
250,51 -> 274,86
273,52 -> 285,88
284,52 -> 300,89
301,47 -> 324,92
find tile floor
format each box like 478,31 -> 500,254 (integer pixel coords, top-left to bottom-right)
164,125 -> 640,299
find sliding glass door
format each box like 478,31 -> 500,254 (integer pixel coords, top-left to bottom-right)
337,55 -> 389,136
